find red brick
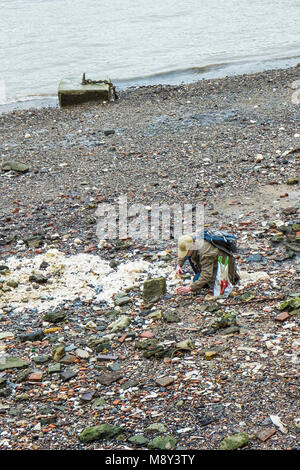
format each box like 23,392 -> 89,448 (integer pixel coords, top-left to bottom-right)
275,312 -> 290,322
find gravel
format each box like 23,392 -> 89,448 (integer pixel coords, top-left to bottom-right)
0,66 -> 299,450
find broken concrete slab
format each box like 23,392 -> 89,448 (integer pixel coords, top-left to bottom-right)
58,76 -> 114,107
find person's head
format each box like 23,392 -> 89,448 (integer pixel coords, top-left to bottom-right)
178,235 -> 195,260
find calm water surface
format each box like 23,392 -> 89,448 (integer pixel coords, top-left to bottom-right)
0,0 -> 300,107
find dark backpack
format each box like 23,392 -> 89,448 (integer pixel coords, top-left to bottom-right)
195,230 -> 237,254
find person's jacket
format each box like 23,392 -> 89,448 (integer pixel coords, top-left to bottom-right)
178,240 -> 239,292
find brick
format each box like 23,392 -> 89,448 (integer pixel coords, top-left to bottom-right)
140,331 -> 155,339
256,427 -> 276,442
28,371 -> 43,382
275,312 -> 290,322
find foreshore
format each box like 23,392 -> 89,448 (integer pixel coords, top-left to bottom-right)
0,66 -> 299,451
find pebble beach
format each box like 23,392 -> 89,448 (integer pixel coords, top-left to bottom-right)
0,66 -> 299,451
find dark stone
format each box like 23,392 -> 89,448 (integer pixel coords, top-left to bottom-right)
19,330 -> 45,342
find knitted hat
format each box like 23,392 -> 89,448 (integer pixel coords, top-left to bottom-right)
178,235 -> 194,259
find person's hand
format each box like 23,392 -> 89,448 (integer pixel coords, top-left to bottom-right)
176,286 -> 192,295
175,265 -> 184,276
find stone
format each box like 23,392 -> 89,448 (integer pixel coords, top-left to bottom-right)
92,398 -> 109,410
145,423 -> 167,433
275,312 -> 290,322
29,273 -> 48,284
28,371 -> 43,382
278,297 -> 300,311
140,330 -> 155,339
219,432 -> 249,450
205,351 -> 218,360
43,310 -> 67,324
176,339 -> 195,351
52,345 -> 65,362
58,76 -> 113,107
256,427 -> 277,442
286,177 -> 299,185
128,434 -> 149,446
162,311 -> 180,323
79,424 -> 122,443
2,160 -> 29,173
97,371 -> 122,386
24,236 -> 44,248
109,315 -> 131,332
60,367 -> 78,381
6,280 -> 19,288
75,348 -> 90,359
147,435 -> 177,450
48,363 -> 61,374
0,357 -> 29,371
19,330 -> 45,342
0,332 -> 14,340
142,277 -> 167,303
33,355 -> 50,364
113,292 -> 132,306
155,376 -> 174,387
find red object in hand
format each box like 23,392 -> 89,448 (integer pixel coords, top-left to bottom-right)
175,265 -> 184,276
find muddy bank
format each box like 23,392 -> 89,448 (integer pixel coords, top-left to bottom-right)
0,66 -> 299,451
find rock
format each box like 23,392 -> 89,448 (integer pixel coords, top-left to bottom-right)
211,312 -> 237,331
147,435 -> 177,450
247,254 -> 266,263
155,376 -> 175,387
19,330 -> 45,342
175,339 -> 195,351
29,273 -> 48,284
278,297 -> 300,312
2,160 -> 29,173
275,312 -> 290,322
0,357 -> 29,371
97,371 -> 122,386
52,345 -> 65,362
145,423 -> 167,433
43,310 -> 67,324
128,434 -> 149,446
162,311 -> 180,323
92,398 -> 109,410
79,424 -> 122,443
75,348 -> 90,359
48,363 -> 61,374
142,277 -> 167,303
256,427 -> 277,442
60,367 -> 78,381
219,432 -> 249,450
24,236 -> 44,248
205,351 -> 218,360
113,292 -> 132,306
286,177 -> 299,185
0,332 -> 14,340
109,315 -> 131,332
80,390 -> 96,402
6,280 -> 19,288
28,371 -> 43,382
33,355 -> 50,364
120,379 -> 139,390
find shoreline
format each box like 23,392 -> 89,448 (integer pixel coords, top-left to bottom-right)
1,60 -> 299,115
0,64 -> 299,451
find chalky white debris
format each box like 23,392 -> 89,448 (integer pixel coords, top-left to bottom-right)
0,249 -> 175,313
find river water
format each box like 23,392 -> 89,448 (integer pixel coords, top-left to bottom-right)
0,0 -> 300,110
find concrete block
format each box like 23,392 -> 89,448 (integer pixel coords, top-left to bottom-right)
58,76 -> 113,107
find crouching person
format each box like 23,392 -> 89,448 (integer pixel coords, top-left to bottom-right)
175,234 -> 239,295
